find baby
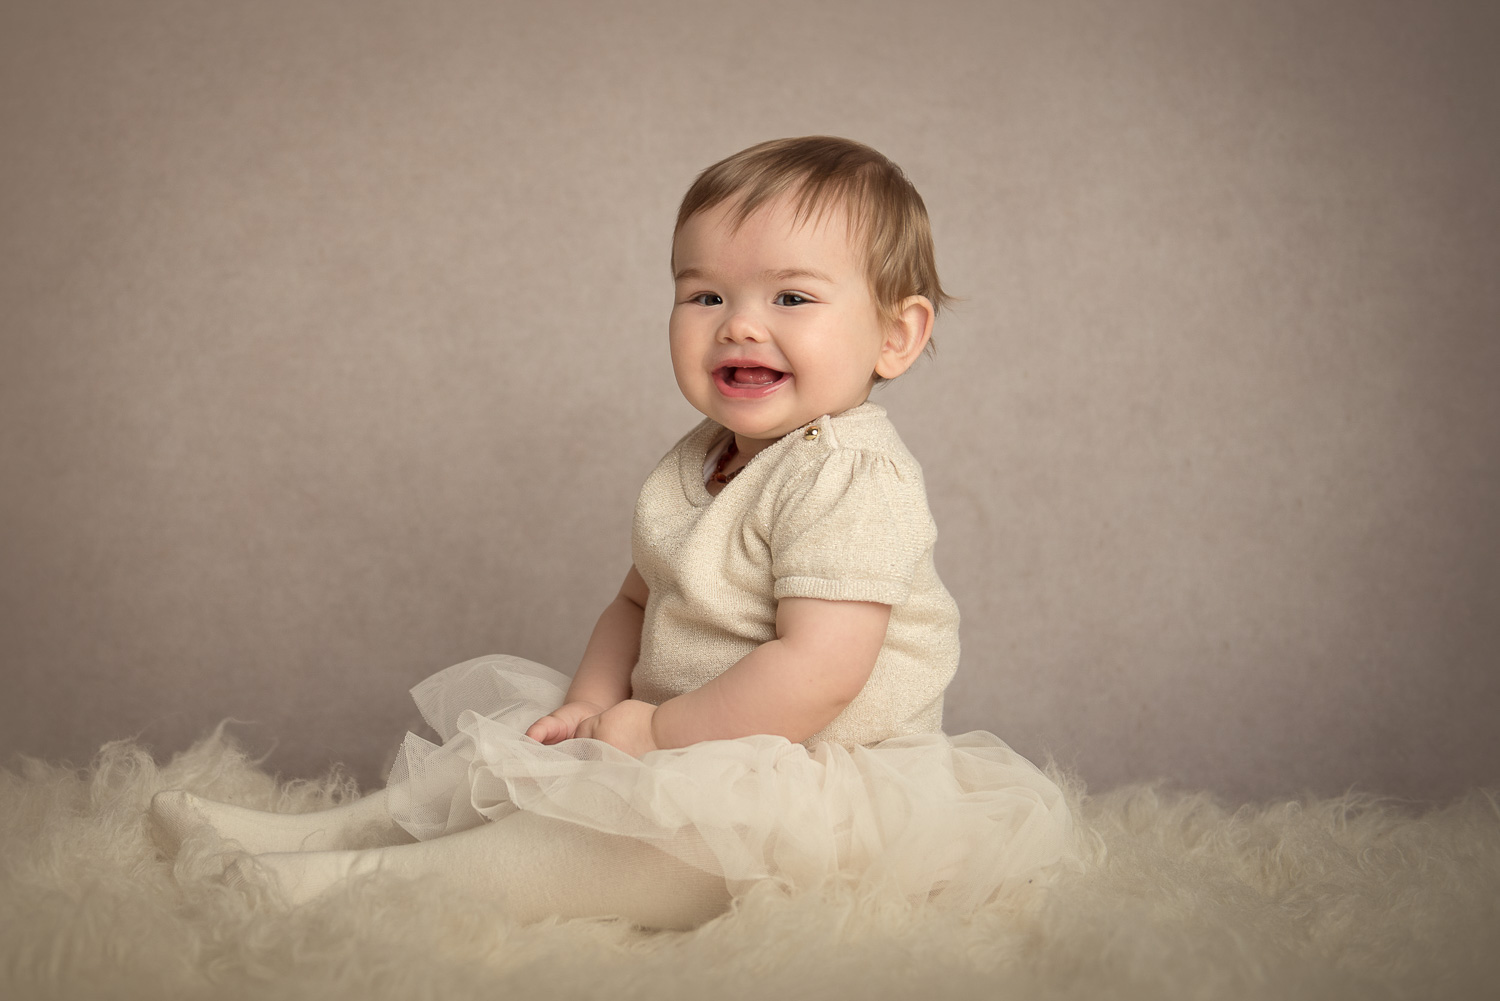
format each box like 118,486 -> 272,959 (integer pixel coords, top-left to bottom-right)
152,137 -> 1073,929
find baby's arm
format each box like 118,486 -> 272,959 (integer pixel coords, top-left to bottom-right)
596,596 -> 886,750
524,566 -> 647,744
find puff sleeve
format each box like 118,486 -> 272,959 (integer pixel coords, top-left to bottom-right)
769,449 -> 937,606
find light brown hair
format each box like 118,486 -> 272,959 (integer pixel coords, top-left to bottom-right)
673,137 -> 952,340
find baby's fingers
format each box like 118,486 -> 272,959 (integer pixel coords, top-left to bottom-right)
525,715 -> 569,744
574,714 -> 601,741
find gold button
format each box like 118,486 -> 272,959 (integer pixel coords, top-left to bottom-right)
803,427 -> 820,441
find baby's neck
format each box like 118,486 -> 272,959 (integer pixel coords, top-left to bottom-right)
731,433 -> 777,464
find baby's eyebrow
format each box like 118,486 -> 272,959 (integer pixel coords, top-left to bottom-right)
672,267 -> 835,284
763,268 -> 834,285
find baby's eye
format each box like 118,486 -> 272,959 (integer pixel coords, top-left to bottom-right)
688,293 -> 723,307
774,292 -> 811,306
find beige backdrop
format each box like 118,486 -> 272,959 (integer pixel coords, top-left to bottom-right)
3,0 -> 1496,803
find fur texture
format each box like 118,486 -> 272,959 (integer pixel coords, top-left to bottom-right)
2,727 -> 1497,1000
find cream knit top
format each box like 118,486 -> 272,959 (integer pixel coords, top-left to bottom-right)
629,402 -> 961,747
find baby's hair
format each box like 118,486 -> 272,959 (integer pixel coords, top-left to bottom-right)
674,137 -> 953,347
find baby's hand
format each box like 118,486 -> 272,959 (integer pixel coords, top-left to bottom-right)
575,699 -> 660,758
525,701 -> 606,745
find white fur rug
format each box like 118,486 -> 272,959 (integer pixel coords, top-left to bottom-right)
3,729 -> 1497,1000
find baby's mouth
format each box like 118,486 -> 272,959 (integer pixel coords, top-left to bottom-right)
719,365 -> 784,387
713,364 -> 790,398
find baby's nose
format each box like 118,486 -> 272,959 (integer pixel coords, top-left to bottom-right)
719,309 -> 768,342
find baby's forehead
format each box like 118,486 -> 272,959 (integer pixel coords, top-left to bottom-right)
678,193 -> 868,257
674,220 -> 867,287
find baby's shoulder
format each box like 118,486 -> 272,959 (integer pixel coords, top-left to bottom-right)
773,403 -> 925,485
819,403 -> 920,466
765,404 -> 933,518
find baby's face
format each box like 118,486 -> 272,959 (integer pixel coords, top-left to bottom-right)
670,195 -> 888,447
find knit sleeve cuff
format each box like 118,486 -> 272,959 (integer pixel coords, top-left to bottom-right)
772,576 -> 910,606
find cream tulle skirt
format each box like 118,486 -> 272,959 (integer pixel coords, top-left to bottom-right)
387,655 -> 1077,910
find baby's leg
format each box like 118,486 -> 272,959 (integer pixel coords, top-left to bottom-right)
244,811 -> 732,930
151,788 -> 412,855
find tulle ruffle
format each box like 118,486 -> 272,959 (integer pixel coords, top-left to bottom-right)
387,655 -> 1076,909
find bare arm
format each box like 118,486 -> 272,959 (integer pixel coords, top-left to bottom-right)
653,597 -> 890,746
524,566 -> 648,744
576,596 -> 891,755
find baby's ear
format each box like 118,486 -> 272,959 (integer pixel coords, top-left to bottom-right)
874,296 -> 935,380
